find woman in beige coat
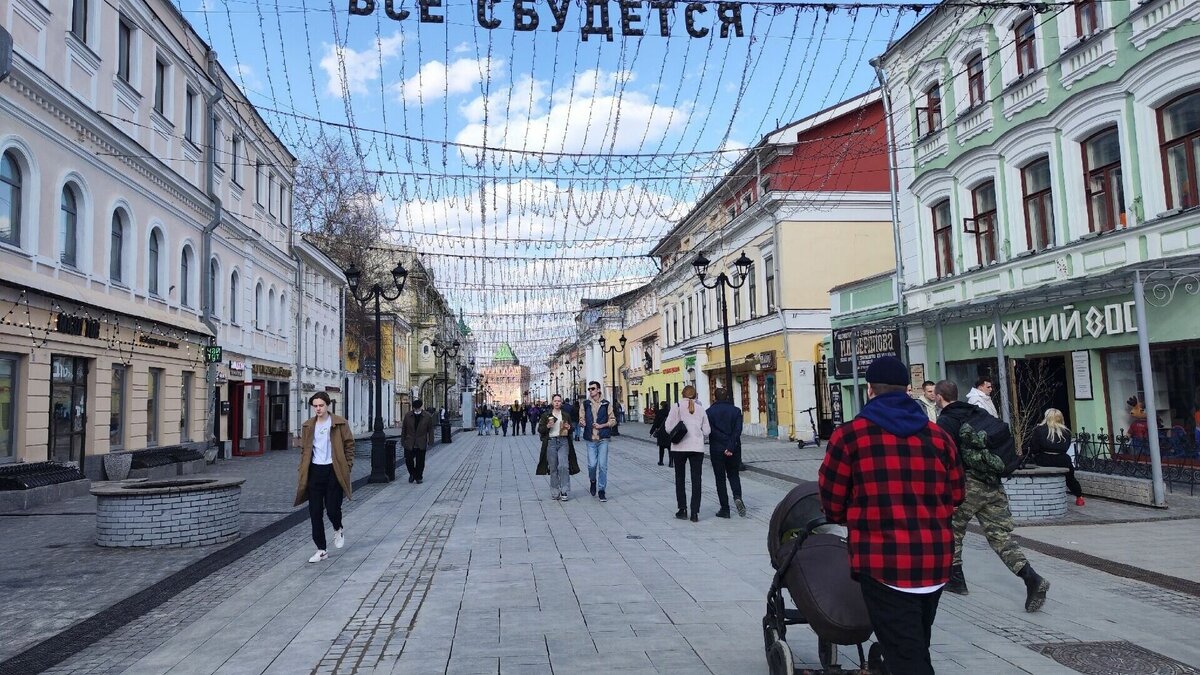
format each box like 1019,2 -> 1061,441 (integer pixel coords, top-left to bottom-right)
665,385 -> 709,522
294,392 -> 355,562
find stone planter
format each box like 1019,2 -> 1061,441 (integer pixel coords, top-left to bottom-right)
1002,467 -> 1069,524
102,452 -> 133,481
91,476 -> 245,548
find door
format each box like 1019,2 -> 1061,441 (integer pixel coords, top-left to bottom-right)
231,380 -> 266,456
268,388 -> 289,451
765,374 -> 778,437
814,361 -> 835,438
50,356 -> 88,467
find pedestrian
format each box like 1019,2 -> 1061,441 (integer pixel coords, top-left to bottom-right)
500,408 -> 510,436
1031,408 -> 1084,506
510,400 -> 524,436
580,380 -> 616,502
649,400 -> 673,466
536,394 -> 580,501
967,376 -> 999,418
819,357 -> 963,675
476,404 -> 488,435
613,400 -> 623,436
665,385 -> 709,522
935,379 -> 1050,612
573,397 -> 584,441
706,388 -> 746,518
294,392 -> 356,564
401,399 -> 435,484
491,413 -> 501,435
916,380 -> 939,422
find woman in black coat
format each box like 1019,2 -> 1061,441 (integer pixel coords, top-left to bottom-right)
649,401 -> 673,466
1031,408 -> 1084,505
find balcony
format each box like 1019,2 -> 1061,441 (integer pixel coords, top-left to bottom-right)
914,129 -> 948,166
1060,31 -> 1118,90
1131,0 -> 1200,51
955,103 -> 992,145
1002,70 -> 1048,121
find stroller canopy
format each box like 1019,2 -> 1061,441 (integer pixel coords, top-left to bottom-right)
767,481 -> 826,569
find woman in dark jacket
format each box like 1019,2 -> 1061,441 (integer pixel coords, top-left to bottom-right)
649,401 -> 673,466
536,394 -> 580,500
1031,408 -> 1084,505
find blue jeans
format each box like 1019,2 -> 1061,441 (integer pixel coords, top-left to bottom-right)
586,439 -> 609,491
476,416 -> 487,434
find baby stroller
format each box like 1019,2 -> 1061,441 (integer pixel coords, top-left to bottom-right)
762,481 -> 883,674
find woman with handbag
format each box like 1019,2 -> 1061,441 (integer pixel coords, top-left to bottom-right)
1031,408 -> 1084,506
664,385 -> 710,522
649,401 -> 673,467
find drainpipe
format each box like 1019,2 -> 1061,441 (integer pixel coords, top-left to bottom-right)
292,248 -> 304,434
871,58 -> 908,360
201,50 -> 224,455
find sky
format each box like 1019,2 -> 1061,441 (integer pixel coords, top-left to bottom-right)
181,0 -> 920,372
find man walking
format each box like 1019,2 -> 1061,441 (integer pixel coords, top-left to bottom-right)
967,376 -> 999,418
580,381 -> 616,502
706,388 -> 746,518
916,380 -> 939,422
935,380 -> 1051,612
294,392 -> 355,563
401,399 -> 435,484
819,357 -> 963,675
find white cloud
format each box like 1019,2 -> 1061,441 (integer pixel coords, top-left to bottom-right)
394,57 -> 502,106
233,63 -> 262,92
319,33 -> 402,99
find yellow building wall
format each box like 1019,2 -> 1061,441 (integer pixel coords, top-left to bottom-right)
778,220 -> 893,308
703,333 -> 790,429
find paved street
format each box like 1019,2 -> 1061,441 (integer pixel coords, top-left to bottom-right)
4,432 -> 1200,674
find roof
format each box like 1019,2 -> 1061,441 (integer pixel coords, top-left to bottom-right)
828,269 -> 895,294
492,342 -> 518,365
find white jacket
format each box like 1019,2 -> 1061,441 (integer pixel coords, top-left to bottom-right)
664,399 -> 710,453
967,387 -> 999,418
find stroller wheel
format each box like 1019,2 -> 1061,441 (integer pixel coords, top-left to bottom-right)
761,618 -> 779,652
766,639 -> 794,675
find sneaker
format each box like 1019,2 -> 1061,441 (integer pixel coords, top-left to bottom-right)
715,509 -> 731,519
598,490 -> 607,502
560,493 -> 569,502
551,492 -> 560,501
333,529 -> 345,549
675,509 -> 687,520
1076,496 -> 1086,506
308,550 -> 328,563
690,513 -> 699,522
735,499 -> 746,517
590,480 -> 597,496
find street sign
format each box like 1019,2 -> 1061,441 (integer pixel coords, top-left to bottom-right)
203,345 -> 224,364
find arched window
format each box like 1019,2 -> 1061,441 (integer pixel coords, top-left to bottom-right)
60,185 -> 79,267
1014,15 -> 1037,77
1160,91 -> 1200,210
180,246 -> 193,306
148,228 -> 163,295
229,271 -> 240,324
267,288 -> 275,331
255,282 -> 264,329
278,292 -> 287,333
208,257 -> 219,316
1083,127 -> 1125,232
931,199 -> 954,278
0,151 -> 21,247
966,53 -> 985,108
110,211 -> 126,282
305,318 -> 312,363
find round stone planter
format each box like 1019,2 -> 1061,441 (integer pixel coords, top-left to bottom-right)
102,452 -> 133,481
1001,467 -> 1069,524
91,476 -> 245,548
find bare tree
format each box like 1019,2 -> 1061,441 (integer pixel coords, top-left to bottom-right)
1009,358 -> 1062,455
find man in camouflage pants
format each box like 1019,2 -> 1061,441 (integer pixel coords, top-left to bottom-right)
935,380 -> 1050,612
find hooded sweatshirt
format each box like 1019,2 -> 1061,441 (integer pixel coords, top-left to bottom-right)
858,391 -> 934,437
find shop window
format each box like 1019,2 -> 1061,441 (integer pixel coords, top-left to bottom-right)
917,83 -> 942,137
932,199 -> 954,278
0,355 -> 16,460
147,368 -> 162,446
1083,127 -> 1126,232
1,151 -> 21,248
970,181 -> 999,266
1075,0 -> 1099,38
1160,91 -> 1200,211
1022,157 -> 1055,251
967,53 -> 986,108
110,365 -> 125,450
1015,16 -> 1037,77
60,185 -> 79,268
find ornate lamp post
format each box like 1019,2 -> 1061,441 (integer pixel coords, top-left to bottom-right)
344,260 -> 408,483
598,334 -> 627,407
431,338 -> 461,444
567,358 -> 584,400
693,251 -> 753,396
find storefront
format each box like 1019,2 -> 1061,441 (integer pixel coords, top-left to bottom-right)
700,336 -> 790,438
219,359 -> 291,456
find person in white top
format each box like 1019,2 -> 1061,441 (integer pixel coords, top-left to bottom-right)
966,376 -> 999,418
664,385 -> 710,522
294,392 -> 355,563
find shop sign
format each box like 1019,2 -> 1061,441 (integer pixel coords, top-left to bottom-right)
302,382 -> 316,392
662,365 -> 681,374
684,355 -> 696,369
832,326 -> 900,378
325,386 -> 342,393
203,346 -> 224,364
967,301 -> 1138,352
228,360 -> 246,372
139,335 -> 179,349
252,364 -> 292,378
829,385 -> 843,424
628,376 -> 643,386
757,351 -> 776,370
55,314 -> 100,339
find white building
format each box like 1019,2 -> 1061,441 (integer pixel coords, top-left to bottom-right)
293,237 -> 346,427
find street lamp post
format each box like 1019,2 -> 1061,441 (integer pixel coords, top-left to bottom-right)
344,260 -> 409,484
431,339 -> 461,444
598,334 -> 627,408
567,359 -> 583,400
693,251 -> 753,397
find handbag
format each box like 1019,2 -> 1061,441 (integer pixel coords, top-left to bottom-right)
668,403 -> 689,445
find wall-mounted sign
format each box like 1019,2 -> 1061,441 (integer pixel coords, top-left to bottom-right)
228,360 -> 246,372
220,401 -> 231,415
909,363 -> 925,391
55,314 -> 100,339
139,334 -> 179,349
302,382 -> 316,392
252,364 -> 292,378
662,365 -> 681,374
967,301 -> 1137,352
829,384 -> 843,424
204,346 -> 224,364
348,0 -> 746,42
757,351 -> 776,370
832,326 -> 901,379
1071,351 -> 1093,401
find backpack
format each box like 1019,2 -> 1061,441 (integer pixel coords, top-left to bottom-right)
960,407 -> 1023,477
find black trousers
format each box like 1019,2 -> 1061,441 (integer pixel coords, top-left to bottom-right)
307,463 -> 343,551
709,449 -> 742,509
671,451 -> 703,515
859,575 -> 941,675
405,446 -> 427,480
658,442 -> 672,465
1033,451 -> 1083,497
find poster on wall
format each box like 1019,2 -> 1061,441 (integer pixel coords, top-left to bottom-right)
909,363 -> 925,391
829,385 -> 843,424
1071,351 -> 1093,400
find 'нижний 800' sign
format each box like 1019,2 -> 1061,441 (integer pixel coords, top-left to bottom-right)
349,0 -> 746,42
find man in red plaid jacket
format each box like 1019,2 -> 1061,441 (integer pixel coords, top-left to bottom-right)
819,356 -> 964,675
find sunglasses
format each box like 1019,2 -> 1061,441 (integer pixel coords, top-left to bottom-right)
587,386 -> 599,391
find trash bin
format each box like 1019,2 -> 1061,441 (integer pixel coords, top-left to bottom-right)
385,439 -> 398,481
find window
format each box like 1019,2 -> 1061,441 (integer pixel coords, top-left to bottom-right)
267,288 -> 276,331
971,181 -> 999,266
110,211 -> 125,282
671,307 -> 678,344
732,279 -> 742,324
1,151 -> 21,247
208,258 -> 219,316
154,58 -> 167,114
231,136 -> 243,184
1083,127 -> 1126,232
117,18 -> 133,83
181,372 -> 192,442
0,355 -> 16,460
255,282 -> 264,329
147,368 -> 162,446
229,271 -> 240,323
1075,0 -> 1099,38
1015,16 -> 1037,77
967,53 -> 986,108
185,87 -> 197,144
726,205 -> 735,223
148,229 -> 162,295
180,246 -> 192,306
918,83 -> 942,137
687,297 -> 694,337
932,199 -> 954,278
59,186 -> 78,267
256,162 -> 265,205
700,288 -> 708,332
268,174 -> 277,217
1160,91 -> 1200,211
1022,158 -> 1055,251
748,263 -> 757,318
765,256 -> 776,312
110,365 -> 125,450
71,0 -> 88,42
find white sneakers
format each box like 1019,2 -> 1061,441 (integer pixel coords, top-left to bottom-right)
308,550 -> 328,563
333,529 -> 345,549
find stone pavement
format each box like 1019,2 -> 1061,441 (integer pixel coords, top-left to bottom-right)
9,432 -> 1198,674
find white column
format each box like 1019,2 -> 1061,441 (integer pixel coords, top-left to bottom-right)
748,373 -> 760,433
693,350 -> 710,404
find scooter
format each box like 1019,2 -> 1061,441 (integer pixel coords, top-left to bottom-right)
796,407 -> 820,449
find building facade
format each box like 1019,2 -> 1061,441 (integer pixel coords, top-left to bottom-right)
293,238 -> 347,423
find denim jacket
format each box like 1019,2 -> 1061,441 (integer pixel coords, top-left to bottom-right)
580,399 -> 613,440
